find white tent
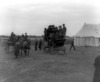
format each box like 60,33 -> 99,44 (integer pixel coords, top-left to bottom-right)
74,23 -> 100,46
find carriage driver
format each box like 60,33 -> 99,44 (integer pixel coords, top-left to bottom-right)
62,24 -> 67,36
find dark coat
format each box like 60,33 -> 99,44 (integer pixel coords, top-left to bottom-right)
35,40 -> 38,46
38,40 -> 42,49
93,55 -> 100,82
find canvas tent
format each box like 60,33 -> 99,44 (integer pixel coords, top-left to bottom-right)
74,23 -> 100,46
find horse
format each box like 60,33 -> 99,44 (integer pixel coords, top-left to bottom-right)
5,35 -> 17,51
20,39 -> 31,55
5,40 -> 16,51
43,40 -> 51,51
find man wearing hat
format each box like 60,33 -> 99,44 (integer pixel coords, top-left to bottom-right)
24,33 -> 28,41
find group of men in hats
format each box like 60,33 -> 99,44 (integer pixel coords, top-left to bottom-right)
44,24 -> 67,42
10,32 -> 28,42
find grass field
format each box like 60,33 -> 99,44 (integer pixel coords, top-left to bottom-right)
0,40 -> 99,82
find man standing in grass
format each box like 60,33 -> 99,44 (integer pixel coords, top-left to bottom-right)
38,39 -> 42,50
35,39 -> 38,51
69,39 -> 76,51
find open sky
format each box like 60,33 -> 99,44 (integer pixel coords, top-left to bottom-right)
0,0 -> 100,36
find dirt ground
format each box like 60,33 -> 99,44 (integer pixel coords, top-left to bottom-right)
0,41 -> 99,82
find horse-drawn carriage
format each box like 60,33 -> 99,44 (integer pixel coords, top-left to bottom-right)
43,24 -> 67,54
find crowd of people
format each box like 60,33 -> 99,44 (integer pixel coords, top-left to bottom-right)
9,24 -> 75,51
43,24 -> 67,47
44,24 -> 67,42
9,32 -> 28,43
9,32 -> 43,51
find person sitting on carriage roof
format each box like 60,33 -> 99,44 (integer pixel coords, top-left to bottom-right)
20,34 -> 25,42
21,34 -> 24,38
10,32 -> 14,38
11,32 -> 14,36
24,33 -> 28,41
62,24 -> 67,36
16,35 -> 20,41
58,26 -> 63,36
10,32 -> 16,42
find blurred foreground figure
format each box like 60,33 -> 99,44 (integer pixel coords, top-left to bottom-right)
93,55 -> 100,82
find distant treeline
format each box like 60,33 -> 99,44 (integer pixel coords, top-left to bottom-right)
0,35 -> 42,38
0,35 -> 73,40
0,35 -> 9,38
